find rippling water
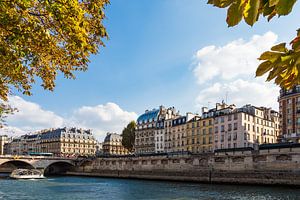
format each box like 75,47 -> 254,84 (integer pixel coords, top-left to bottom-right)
0,175 -> 299,200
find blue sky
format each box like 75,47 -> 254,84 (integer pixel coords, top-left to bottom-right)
3,0 -> 300,140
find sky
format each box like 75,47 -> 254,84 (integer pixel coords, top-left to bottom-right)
1,0 -> 300,140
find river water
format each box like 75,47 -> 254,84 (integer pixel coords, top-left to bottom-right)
0,175 -> 299,200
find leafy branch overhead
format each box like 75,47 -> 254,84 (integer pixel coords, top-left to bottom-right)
207,0 -> 297,27
0,103 -> 16,128
207,0 -> 300,89
0,0 -> 109,101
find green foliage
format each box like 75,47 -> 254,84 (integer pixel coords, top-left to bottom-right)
256,30 -> 300,88
207,0 -> 297,27
0,0 -> 109,101
121,121 -> 136,152
207,0 -> 300,89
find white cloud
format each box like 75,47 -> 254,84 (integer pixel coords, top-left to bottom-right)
196,79 -> 279,110
193,32 -> 280,111
0,97 -> 137,141
70,103 -> 137,140
193,31 -> 278,84
5,96 -> 64,131
0,126 -> 26,137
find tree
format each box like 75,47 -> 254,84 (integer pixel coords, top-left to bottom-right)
0,104 -> 16,128
121,121 -> 136,152
207,0 -> 300,89
0,0 -> 109,102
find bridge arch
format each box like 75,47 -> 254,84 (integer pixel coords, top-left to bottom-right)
0,160 -> 34,172
44,161 -> 75,175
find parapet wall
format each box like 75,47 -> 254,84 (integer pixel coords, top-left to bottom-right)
70,147 -> 300,186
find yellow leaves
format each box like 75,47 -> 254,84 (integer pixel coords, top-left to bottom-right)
207,0 -> 298,27
256,32 -> 300,89
0,0 -> 109,101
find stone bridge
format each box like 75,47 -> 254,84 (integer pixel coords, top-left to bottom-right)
0,155 -> 81,175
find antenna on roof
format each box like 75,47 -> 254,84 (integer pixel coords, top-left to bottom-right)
208,101 -> 211,108
225,91 -> 229,104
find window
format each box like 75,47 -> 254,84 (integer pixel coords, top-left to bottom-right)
221,117 -> 224,123
209,127 -> 213,134
203,129 -> 207,135
234,123 -> 238,130
228,115 -> 232,121
209,136 -> 212,144
228,124 -> 232,131
234,113 -> 238,120
203,121 -> 206,126
221,135 -> 224,142
221,125 -> 225,132
215,126 -> 218,133
233,133 -> 237,140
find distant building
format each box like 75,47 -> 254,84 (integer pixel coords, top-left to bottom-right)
168,113 -> 195,153
0,135 -> 9,155
135,106 -> 179,154
213,103 -> 280,150
278,86 -> 300,140
95,142 -> 103,156
102,133 -> 128,155
135,108 -> 160,154
186,115 -> 214,153
4,127 -> 96,157
39,127 -> 96,156
155,107 -> 178,153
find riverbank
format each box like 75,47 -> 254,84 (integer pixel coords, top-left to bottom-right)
69,146 -> 300,186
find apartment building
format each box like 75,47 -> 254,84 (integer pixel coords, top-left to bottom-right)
214,104 -> 280,150
278,86 -> 300,142
102,133 -> 128,155
5,127 -> 96,156
155,107 -> 178,153
135,107 -> 161,154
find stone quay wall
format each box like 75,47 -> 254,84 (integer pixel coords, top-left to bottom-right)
69,146 -> 300,186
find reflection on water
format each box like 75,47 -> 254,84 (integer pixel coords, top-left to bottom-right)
0,175 -> 299,200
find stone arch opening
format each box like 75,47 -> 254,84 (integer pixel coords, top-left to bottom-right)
44,161 -> 74,176
0,160 -> 34,173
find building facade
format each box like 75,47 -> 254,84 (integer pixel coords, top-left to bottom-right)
135,106 -> 179,154
5,127 -> 96,157
155,107 -> 178,153
102,133 -> 128,155
213,104 -> 280,150
278,86 -> 300,138
0,135 -> 8,155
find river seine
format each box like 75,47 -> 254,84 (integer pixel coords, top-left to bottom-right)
0,176 -> 299,200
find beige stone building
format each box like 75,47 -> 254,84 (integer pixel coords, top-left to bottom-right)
213,103 -> 280,150
165,113 -> 195,153
102,133 -> 128,155
155,107 -> 178,153
5,127 -> 96,157
0,135 -> 9,155
186,116 -> 214,153
135,106 -> 179,154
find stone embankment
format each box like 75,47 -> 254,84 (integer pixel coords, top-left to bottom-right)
68,145 -> 300,186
